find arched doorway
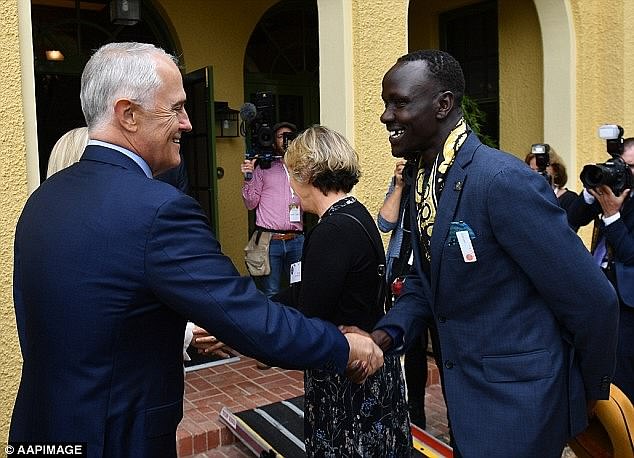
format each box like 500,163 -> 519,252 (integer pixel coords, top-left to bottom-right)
244,0 -> 319,131
243,0 -> 320,233
31,0 -> 176,181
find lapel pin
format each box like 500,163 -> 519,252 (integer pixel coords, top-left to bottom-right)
454,181 -> 463,191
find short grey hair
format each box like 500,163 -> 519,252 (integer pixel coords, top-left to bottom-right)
80,42 -> 179,130
285,125 -> 361,195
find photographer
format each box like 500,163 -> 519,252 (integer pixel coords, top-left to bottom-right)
241,122 -> 304,301
568,136 -> 634,402
524,146 -> 579,231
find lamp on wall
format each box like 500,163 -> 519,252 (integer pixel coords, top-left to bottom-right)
45,50 -> 65,61
214,102 -> 239,138
110,0 -> 140,25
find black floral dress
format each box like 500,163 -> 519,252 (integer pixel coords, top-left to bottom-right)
275,197 -> 411,457
304,354 -> 410,456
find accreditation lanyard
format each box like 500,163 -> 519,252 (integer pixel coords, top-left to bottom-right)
282,162 -> 301,223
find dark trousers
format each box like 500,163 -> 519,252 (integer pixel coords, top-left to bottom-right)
404,330 -> 428,428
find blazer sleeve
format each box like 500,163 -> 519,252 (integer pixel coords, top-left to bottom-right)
604,215 -> 634,265
374,271 -> 434,353
567,191 -> 601,229
144,193 -> 349,373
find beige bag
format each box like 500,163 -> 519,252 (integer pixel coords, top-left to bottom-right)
244,230 -> 272,276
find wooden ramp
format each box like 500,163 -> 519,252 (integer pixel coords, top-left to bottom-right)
220,396 -> 453,457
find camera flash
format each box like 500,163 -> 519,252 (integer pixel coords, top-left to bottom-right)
532,145 -> 545,154
598,124 -> 622,140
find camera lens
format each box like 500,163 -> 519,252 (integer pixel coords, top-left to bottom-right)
257,126 -> 274,148
580,164 -> 606,189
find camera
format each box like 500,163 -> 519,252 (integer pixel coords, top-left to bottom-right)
282,131 -> 298,151
531,143 -> 551,178
580,124 -> 633,196
247,91 -> 278,169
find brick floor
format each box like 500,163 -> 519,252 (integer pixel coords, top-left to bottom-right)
177,354 -> 448,457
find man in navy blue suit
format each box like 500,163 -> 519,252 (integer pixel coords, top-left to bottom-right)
568,137 -> 634,403
370,49 -> 619,457
10,42 -> 382,457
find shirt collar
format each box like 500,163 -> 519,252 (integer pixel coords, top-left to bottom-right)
87,139 -> 153,178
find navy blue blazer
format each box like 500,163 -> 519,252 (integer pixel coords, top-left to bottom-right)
377,133 -> 619,457
10,145 -> 348,457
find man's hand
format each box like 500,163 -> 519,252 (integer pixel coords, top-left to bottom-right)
341,326 -> 383,384
394,159 -> 407,188
339,326 -> 393,352
589,185 -> 630,217
339,326 -> 373,383
240,159 -> 257,178
191,326 -> 233,358
370,329 -> 393,352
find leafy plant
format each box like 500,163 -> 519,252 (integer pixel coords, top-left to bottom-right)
461,94 -> 497,148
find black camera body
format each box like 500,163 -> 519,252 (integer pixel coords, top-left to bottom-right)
282,131 -> 298,151
580,124 -> 633,196
247,92 -> 278,169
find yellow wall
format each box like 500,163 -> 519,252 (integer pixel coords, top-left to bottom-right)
498,0 -> 542,157
572,1 -> 631,166
350,0 -> 408,219
155,0 -> 278,273
0,0 -> 28,445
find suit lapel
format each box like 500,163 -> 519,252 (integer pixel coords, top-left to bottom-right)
430,133 -> 479,298
430,166 -> 466,296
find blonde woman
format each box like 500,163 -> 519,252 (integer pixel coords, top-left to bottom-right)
277,125 -> 411,456
46,127 -> 89,178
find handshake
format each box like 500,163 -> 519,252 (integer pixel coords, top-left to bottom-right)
191,324 -> 391,385
341,325 -> 392,384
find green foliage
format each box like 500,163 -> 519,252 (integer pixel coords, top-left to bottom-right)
461,94 -> 497,148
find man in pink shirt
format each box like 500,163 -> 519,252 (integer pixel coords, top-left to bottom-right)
240,122 -> 304,298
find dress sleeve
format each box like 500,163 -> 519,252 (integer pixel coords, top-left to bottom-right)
296,220 -> 353,321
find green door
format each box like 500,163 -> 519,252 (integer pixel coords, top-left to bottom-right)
182,67 -> 220,236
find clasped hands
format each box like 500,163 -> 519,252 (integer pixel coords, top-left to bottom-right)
190,324 -> 389,384
341,325 -> 392,384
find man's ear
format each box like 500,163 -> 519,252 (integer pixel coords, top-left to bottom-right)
435,91 -> 455,120
114,99 -> 139,132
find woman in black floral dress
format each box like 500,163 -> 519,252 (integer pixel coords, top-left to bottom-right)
275,126 -> 411,456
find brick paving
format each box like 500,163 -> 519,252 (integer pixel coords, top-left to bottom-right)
177,356 -> 306,456
178,355 -> 447,457
178,354 -> 580,457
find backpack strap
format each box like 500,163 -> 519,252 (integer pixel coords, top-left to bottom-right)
329,212 -> 389,312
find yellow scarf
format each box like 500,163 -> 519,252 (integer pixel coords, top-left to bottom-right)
416,117 -> 469,262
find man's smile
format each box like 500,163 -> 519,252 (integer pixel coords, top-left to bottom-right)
387,127 -> 405,146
